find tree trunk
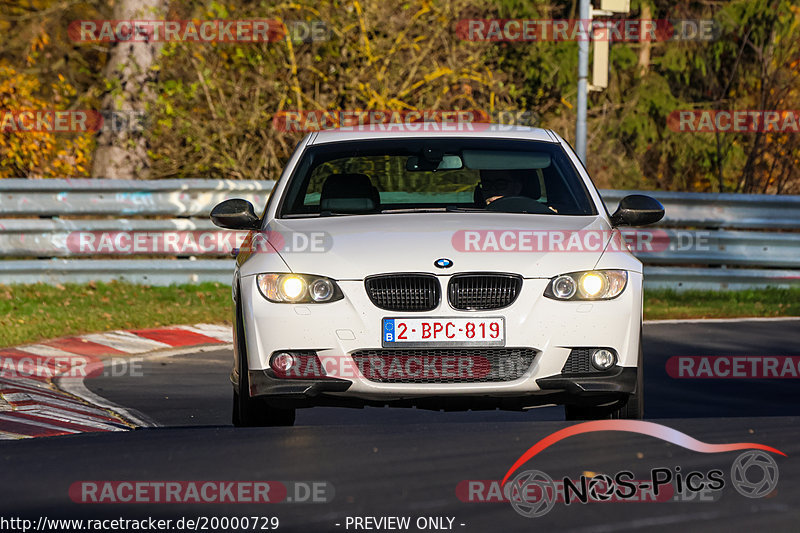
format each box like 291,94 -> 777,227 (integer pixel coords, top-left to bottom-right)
638,3 -> 652,77
91,0 -> 167,179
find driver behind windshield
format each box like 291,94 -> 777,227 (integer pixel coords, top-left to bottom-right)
479,169 -> 528,205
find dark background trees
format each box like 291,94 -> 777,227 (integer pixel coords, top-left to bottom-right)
1,0 -> 798,193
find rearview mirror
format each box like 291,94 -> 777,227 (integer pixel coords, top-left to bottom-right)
610,194 -> 665,227
406,154 -> 463,171
210,199 -> 261,230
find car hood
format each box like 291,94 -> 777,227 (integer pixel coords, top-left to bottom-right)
241,213 -> 614,280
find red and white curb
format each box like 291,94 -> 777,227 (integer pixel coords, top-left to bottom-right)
0,324 -> 231,439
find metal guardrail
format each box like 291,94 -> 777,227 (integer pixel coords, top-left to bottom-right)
2,179 -> 797,225
0,218 -> 242,258
621,229 -> 800,269
601,189 -> 800,230
0,259 -> 234,286
0,179 -> 799,289
0,179 -> 273,217
644,267 -> 800,291
3,221 -> 799,269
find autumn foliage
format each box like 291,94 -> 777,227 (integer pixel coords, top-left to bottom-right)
0,65 -> 93,177
0,0 -> 798,193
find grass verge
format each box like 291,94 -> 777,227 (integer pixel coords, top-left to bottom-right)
0,282 -> 231,348
1,283 -> 798,347
643,287 -> 800,320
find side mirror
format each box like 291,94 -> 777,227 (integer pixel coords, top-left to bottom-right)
210,199 -> 261,230
610,194 -> 665,227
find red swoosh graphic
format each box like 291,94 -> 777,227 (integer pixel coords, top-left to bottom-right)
501,420 -> 785,485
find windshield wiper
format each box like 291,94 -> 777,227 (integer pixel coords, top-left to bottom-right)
282,212 -> 358,218
320,210 -> 368,217
445,205 -> 486,212
379,207 -> 447,213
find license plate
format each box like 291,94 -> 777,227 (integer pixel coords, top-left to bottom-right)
382,317 -> 505,347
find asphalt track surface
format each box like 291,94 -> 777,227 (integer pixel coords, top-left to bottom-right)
1,320 -> 799,532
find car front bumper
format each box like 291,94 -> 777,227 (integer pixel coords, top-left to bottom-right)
246,366 -> 637,410
239,272 -> 642,407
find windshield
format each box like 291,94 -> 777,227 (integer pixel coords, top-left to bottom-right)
278,138 -> 597,218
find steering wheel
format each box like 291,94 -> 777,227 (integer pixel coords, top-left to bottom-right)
485,196 -> 552,214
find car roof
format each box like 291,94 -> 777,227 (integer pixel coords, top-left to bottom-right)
309,124 -> 558,144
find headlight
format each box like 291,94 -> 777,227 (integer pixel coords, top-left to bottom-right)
551,275 -> 577,299
544,270 -> 627,301
256,273 -> 343,303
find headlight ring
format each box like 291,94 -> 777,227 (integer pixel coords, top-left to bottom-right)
544,270 -> 627,301
257,273 -> 343,303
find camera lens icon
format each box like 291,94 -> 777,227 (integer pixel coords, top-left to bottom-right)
731,450 -> 779,499
506,470 -> 557,518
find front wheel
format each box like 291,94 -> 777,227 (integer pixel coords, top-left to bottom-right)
232,390 -> 296,427
232,294 -> 295,427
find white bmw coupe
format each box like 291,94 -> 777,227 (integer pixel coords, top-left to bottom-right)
211,125 -> 664,426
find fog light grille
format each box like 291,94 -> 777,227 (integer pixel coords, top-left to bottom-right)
561,348 -> 617,374
561,348 -> 595,374
351,348 -> 537,383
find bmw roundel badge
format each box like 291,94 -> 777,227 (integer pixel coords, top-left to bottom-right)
434,258 -> 453,269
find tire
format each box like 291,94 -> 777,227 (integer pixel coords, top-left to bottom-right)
565,342 -> 644,421
232,291 -> 296,427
